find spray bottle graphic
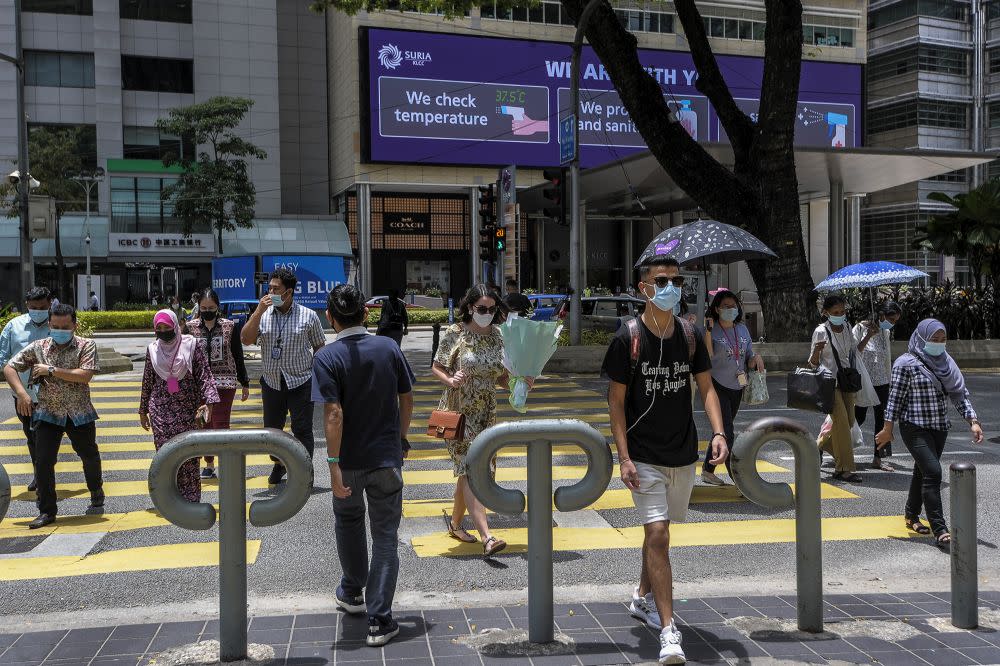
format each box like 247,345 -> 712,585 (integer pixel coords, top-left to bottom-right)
826,112 -> 848,148
676,99 -> 697,139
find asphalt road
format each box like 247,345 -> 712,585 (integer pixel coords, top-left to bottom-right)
1,342 -> 998,623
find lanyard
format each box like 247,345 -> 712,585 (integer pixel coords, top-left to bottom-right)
720,325 -> 742,365
271,306 -> 291,346
165,338 -> 181,377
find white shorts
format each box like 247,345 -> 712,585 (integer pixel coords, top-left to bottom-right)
631,461 -> 697,524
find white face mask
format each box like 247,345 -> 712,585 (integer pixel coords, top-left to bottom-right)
472,312 -> 494,328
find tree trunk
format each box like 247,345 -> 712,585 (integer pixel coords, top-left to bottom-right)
560,0 -> 816,340
54,215 -> 66,303
217,223 -> 224,256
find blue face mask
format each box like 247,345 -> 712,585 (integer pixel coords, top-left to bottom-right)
720,308 -> 739,322
647,283 -> 682,313
270,293 -> 284,309
880,320 -> 895,331
672,303 -> 681,316
923,340 -> 946,357
50,329 -> 73,345
827,314 -> 846,326
28,309 -> 49,324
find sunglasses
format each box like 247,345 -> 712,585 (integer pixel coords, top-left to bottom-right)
643,277 -> 685,289
473,305 -> 497,315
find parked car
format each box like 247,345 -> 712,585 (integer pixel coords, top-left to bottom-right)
366,296 -> 425,309
525,294 -> 565,321
557,296 -> 645,331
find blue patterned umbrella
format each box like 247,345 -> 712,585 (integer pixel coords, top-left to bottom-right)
633,219 -> 776,268
816,261 -> 929,292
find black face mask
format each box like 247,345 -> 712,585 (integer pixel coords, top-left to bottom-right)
156,330 -> 177,343
200,310 -> 218,321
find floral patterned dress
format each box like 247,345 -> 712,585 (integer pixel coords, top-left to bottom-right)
139,343 -> 220,502
434,323 -> 506,476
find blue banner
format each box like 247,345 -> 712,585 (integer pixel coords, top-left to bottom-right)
261,255 -> 347,309
211,256 -> 256,302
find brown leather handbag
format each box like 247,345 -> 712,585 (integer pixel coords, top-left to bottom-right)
427,409 -> 465,440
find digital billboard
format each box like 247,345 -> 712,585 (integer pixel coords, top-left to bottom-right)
260,255 -> 346,309
364,27 -> 863,168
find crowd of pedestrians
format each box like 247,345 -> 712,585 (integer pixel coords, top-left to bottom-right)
0,260 -> 989,662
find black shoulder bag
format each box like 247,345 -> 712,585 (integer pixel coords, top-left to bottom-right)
826,325 -> 862,393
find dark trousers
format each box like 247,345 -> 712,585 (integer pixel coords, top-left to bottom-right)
15,398 -> 36,478
900,422 -> 949,536
261,376 -> 315,458
856,383 -> 892,458
377,329 -> 404,347
704,379 -> 743,474
33,420 -> 102,516
332,467 -> 403,623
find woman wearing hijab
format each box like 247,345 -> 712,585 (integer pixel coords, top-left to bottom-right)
876,319 -> 984,550
139,310 -> 220,502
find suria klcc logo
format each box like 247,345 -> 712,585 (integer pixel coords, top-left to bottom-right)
378,44 -> 403,69
378,43 -> 432,68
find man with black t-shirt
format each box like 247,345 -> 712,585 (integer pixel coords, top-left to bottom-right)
602,255 -> 728,665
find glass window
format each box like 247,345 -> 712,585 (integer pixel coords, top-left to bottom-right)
121,56 -> 194,93
917,100 -> 968,129
628,10 -> 642,32
543,2 -> 559,24
111,175 -> 199,234
868,101 -> 918,133
480,2 -> 495,19
803,25 -> 814,44
869,100 -> 968,133
119,0 -> 192,23
710,17 -> 724,37
528,4 -> 542,22
25,51 -> 94,87
724,18 -> 739,39
840,28 -> 854,47
511,6 -> 527,21
990,104 -> 1000,129
23,0 -> 92,14
752,22 -> 765,40
738,20 -> 753,40
990,50 -> 1000,74
869,0 -> 968,30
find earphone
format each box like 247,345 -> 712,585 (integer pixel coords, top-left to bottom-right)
626,313 -> 668,435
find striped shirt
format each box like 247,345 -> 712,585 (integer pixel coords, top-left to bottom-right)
883,362 -> 977,432
257,302 -> 326,390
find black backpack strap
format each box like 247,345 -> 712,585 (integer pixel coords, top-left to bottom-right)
625,317 -> 642,390
677,317 -> 695,363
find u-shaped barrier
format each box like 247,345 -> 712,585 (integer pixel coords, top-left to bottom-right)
466,419 -> 612,643
730,417 -> 823,633
148,428 -> 313,661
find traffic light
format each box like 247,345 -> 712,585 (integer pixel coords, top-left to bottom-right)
495,225 -> 506,253
478,184 -> 496,262
542,168 -> 566,225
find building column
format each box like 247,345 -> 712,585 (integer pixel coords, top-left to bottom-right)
469,186 -> 481,287
580,202 -> 587,290
622,219 -> 634,291
535,218 -> 545,291
828,180 -> 844,272
356,182 -> 373,296
846,195 -> 863,265
808,198 -> 830,284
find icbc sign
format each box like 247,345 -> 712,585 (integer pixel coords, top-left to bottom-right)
116,237 -> 152,248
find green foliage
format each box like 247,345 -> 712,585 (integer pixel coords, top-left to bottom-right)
557,328 -> 613,346
78,311 -> 160,330
0,125 -> 94,219
365,309 -> 451,325
917,180 -> 1000,290
156,96 -> 266,241
113,301 -> 165,311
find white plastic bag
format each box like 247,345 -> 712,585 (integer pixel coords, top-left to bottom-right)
819,416 -> 864,448
744,369 -> 769,405
853,358 -> 880,408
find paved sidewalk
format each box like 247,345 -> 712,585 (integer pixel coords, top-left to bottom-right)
2,591 -> 1000,665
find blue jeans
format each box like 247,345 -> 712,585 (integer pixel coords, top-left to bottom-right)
332,466 -> 403,623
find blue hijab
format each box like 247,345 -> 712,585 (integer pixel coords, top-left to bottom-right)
895,318 -> 966,400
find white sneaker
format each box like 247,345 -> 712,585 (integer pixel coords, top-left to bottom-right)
659,623 -> 685,664
701,471 -> 726,486
629,586 -> 662,630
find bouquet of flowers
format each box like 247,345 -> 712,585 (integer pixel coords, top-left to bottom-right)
500,316 -> 562,412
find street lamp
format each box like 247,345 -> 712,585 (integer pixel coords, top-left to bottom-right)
68,167 -> 105,306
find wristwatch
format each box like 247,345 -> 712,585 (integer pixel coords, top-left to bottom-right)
47,365 -> 55,376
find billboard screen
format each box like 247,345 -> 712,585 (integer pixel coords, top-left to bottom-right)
364,27 -> 863,168
211,256 -> 257,303
260,255 -> 346,309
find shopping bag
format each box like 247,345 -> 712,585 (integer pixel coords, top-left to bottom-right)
786,367 -> 836,414
744,369 -> 769,405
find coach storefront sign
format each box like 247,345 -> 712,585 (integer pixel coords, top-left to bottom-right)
109,233 -> 216,256
382,212 -> 430,235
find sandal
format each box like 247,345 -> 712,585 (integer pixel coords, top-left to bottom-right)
443,510 -> 477,544
873,458 -> 894,472
935,532 -> 952,551
833,471 -> 863,483
905,515 -> 931,535
483,536 -> 507,558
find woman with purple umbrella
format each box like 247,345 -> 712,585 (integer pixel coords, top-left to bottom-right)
876,319 -> 984,549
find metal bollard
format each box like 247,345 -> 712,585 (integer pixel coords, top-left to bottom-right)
730,417 -> 823,633
148,428 -> 313,662
431,322 -> 441,367
0,462 -> 10,525
950,463 -> 978,629
466,420 -> 612,643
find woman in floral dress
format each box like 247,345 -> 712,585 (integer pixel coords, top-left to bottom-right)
139,310 -> 219,502
432,284 -> 510,557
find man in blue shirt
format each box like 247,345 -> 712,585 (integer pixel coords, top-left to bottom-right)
312,284 -> 415,648
0,286 -> 53,492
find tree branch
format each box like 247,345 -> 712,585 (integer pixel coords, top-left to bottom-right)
672,0 -> 753,159
756,0 -> 803,152
561,0 -> 759,221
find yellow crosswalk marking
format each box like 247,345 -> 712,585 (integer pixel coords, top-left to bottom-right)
401,483 -> 857,517
410,515 -> 916,557
10,476 -> 274,500
0,504 -> 252,538
4,411 -> 266,425
2,454 -> 275,476
0,541 -> 262,581
87,379 -> 585,390
0,423 -> 290,440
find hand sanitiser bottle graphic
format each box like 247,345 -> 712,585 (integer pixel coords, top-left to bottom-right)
827,112 -> 848,148
676,99 -> 698,139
